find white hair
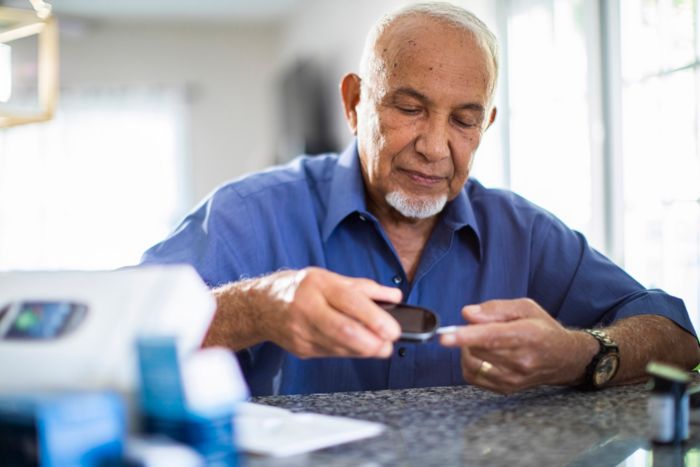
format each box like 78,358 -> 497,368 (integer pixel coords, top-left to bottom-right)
386,191 -> 448,219
359,2 -> 500,102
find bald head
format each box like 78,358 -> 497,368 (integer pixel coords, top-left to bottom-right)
339,2 -> 498,222
359,2 -> 499,105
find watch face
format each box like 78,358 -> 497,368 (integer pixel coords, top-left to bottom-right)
593,354 -> 620,387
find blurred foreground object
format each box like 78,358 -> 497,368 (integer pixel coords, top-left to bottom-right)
0,391 -> 126,466
0,265 -> 215,400
0,265 -> 216,465
137,337 -> 247,465
647,361 -> 691,445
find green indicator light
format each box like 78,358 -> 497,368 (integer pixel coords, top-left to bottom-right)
15,310 -> 39,330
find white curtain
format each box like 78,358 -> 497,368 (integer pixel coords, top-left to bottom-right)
0,85 -> 188,270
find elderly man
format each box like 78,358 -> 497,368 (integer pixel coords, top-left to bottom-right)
142,2 -> 699,396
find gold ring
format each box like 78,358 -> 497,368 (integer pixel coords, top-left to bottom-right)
476,360 -> 493,379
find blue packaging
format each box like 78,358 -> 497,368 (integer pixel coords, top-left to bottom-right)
0,391 -> 126,466
136,336 -> 238,466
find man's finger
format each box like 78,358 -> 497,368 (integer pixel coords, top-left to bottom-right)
328,278 -> 402,341
316,337 -> 393,359
461,351 -> 484,383
439,321 -> 528,349
468,347 -> 530,376
462,299 -> 544,324
349,277 -> 403,304
461,352 -> 508,391
308,305 -> 390,357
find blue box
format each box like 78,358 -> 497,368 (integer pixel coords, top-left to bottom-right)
0,392 -> 126,466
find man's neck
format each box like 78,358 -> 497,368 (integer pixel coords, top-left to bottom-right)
367,197 -> 440,283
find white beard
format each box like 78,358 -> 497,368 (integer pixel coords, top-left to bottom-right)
385,191 -> 448,219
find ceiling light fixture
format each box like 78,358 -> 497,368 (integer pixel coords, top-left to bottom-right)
0,0 -> 58,128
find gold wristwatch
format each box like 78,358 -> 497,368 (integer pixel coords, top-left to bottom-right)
581,329 -> 620,389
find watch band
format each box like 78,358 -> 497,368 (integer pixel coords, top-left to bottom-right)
581,329 -> 620,390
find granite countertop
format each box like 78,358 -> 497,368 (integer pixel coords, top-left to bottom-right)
242,384 -> 700,466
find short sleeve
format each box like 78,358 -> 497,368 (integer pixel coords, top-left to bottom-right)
527,214 -> 696,337
141,186 -> 258,287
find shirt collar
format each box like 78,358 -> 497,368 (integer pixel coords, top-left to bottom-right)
322,141 -> 482,256
322,141 -> 369,241
441,182 -> 483,259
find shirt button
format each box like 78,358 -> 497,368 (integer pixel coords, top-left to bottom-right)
358,214 -> 367,221
398,347 -> 407,357
392,275 -> 402,285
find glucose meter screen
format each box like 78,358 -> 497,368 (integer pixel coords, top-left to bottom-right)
394,308 -> 428,333
6,301 -> 86,339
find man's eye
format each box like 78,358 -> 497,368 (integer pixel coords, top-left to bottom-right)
452,117 -> 477,129
396,106 -> 421,115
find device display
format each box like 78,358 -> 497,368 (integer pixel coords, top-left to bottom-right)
0,301 -> 88,340
376,302 -> 440,343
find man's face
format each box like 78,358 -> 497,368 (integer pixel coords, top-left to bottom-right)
350,17 -> 496,220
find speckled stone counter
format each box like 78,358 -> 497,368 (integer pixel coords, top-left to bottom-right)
242,384 -> 700,466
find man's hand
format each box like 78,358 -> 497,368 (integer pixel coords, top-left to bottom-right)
204,267 -> 403,359
439,299 -> 595,394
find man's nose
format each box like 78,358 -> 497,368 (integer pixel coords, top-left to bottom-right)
415,116 -> 450,162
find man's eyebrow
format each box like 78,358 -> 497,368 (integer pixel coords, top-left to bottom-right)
391,87 -> 485,113
456,102 -> 485,113
392,87 -> 430,103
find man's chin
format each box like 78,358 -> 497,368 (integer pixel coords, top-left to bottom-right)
385,191 -> 448,219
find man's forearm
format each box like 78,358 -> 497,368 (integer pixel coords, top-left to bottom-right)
202,269 -> 310,350
602,314 -> 699,385
202,278 -> 269,351
200,268 -> 402,358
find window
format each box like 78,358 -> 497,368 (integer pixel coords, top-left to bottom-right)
503,0 -> 700,328
505,0 -> 599,244
0,86 -> 188,270
619,0 -> 700,331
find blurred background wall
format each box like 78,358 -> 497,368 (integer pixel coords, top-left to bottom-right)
62,22 -> 281,200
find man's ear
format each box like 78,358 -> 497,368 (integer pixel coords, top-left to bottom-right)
484,106 -> 497,131
340,73 -> 362,135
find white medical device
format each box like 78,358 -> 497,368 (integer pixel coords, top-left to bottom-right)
0,265 -> 215,395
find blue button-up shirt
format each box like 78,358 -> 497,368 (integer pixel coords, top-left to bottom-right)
142,142 -> 696,396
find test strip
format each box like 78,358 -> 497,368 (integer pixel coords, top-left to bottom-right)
435,325 -> 459,335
